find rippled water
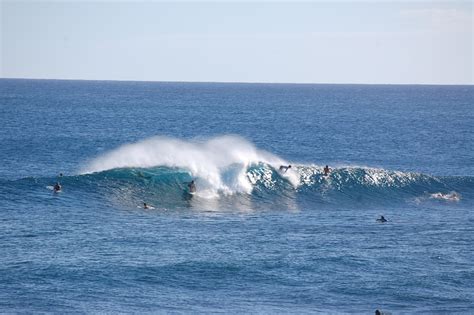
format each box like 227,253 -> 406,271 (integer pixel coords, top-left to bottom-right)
0,79 -> 473,313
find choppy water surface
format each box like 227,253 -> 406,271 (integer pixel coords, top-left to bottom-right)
0,79 -> 473,313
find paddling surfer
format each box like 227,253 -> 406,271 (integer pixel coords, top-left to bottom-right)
53,182 -> 62,192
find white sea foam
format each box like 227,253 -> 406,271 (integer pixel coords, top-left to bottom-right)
81,135 -> 299,196
429,191 -> 460,202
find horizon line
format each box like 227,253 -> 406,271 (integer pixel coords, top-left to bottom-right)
1,76 -> 472,87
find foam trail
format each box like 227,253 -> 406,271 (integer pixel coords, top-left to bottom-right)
81,135 -> 296,196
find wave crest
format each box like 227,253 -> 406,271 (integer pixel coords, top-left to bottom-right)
81,135 -> 294,196
76,136 -> 470,203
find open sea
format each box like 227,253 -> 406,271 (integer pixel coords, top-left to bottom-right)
0,79 -> 473,313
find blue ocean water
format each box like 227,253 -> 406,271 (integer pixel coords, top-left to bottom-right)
0,79 -> 473,313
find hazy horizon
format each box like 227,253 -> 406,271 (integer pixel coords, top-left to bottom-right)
1,77 -> 473,86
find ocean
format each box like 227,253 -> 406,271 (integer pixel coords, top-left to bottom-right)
0,79 -> 473,313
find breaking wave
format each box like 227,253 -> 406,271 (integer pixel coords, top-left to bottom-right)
80,135 -> 300,197
5,136 -> 472,209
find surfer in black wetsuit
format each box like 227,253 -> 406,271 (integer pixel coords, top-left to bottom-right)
279,165 -> 291,173
376,215 -> 387,223
188,180 -> 196,193
53,182 -> 61,192
143,202 -> 149,209
323,165 -> 331,176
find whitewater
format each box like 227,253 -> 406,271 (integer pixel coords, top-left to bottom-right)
1,79 -> 473,313
81,135 -> 299,197
72,135 -> 470,208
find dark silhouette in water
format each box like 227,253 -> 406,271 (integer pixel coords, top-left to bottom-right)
279,165 -> 291,173
53,182 -> 61,192
323,165 -> 331,176
376,215 -> 387,223
53,173 -> 63,192
188,180 -> 196,193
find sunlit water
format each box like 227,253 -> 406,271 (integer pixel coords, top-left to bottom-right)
1,79 -> 473,313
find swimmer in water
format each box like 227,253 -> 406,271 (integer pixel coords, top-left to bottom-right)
143,202 -> 149,209
323,165 -> 331,176
279,165 -> 291,173
376,215 -> 387,223
188,180 -> 196,193
53,182 -> 61,192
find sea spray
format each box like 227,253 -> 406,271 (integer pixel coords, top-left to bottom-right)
81,135 -> 299,196
78,135 -> 468,202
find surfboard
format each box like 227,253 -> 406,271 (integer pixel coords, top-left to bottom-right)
138,205 -> 155,209
47,185 -> 61,192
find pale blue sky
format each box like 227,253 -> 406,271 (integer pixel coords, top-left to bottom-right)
1,1 -> 473,84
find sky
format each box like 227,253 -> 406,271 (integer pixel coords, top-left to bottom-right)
1,1 -> 473,84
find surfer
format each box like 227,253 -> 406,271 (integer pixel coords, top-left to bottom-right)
188,180 -> 196,193
279,165 -> 291,173
323,165 -> 331,176
53,182 -> 62,192
376,215 -> 387,223
143,202 -> 149,209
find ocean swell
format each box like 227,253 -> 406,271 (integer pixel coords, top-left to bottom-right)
60,135 -> 472,205
81,135 -> 298,197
